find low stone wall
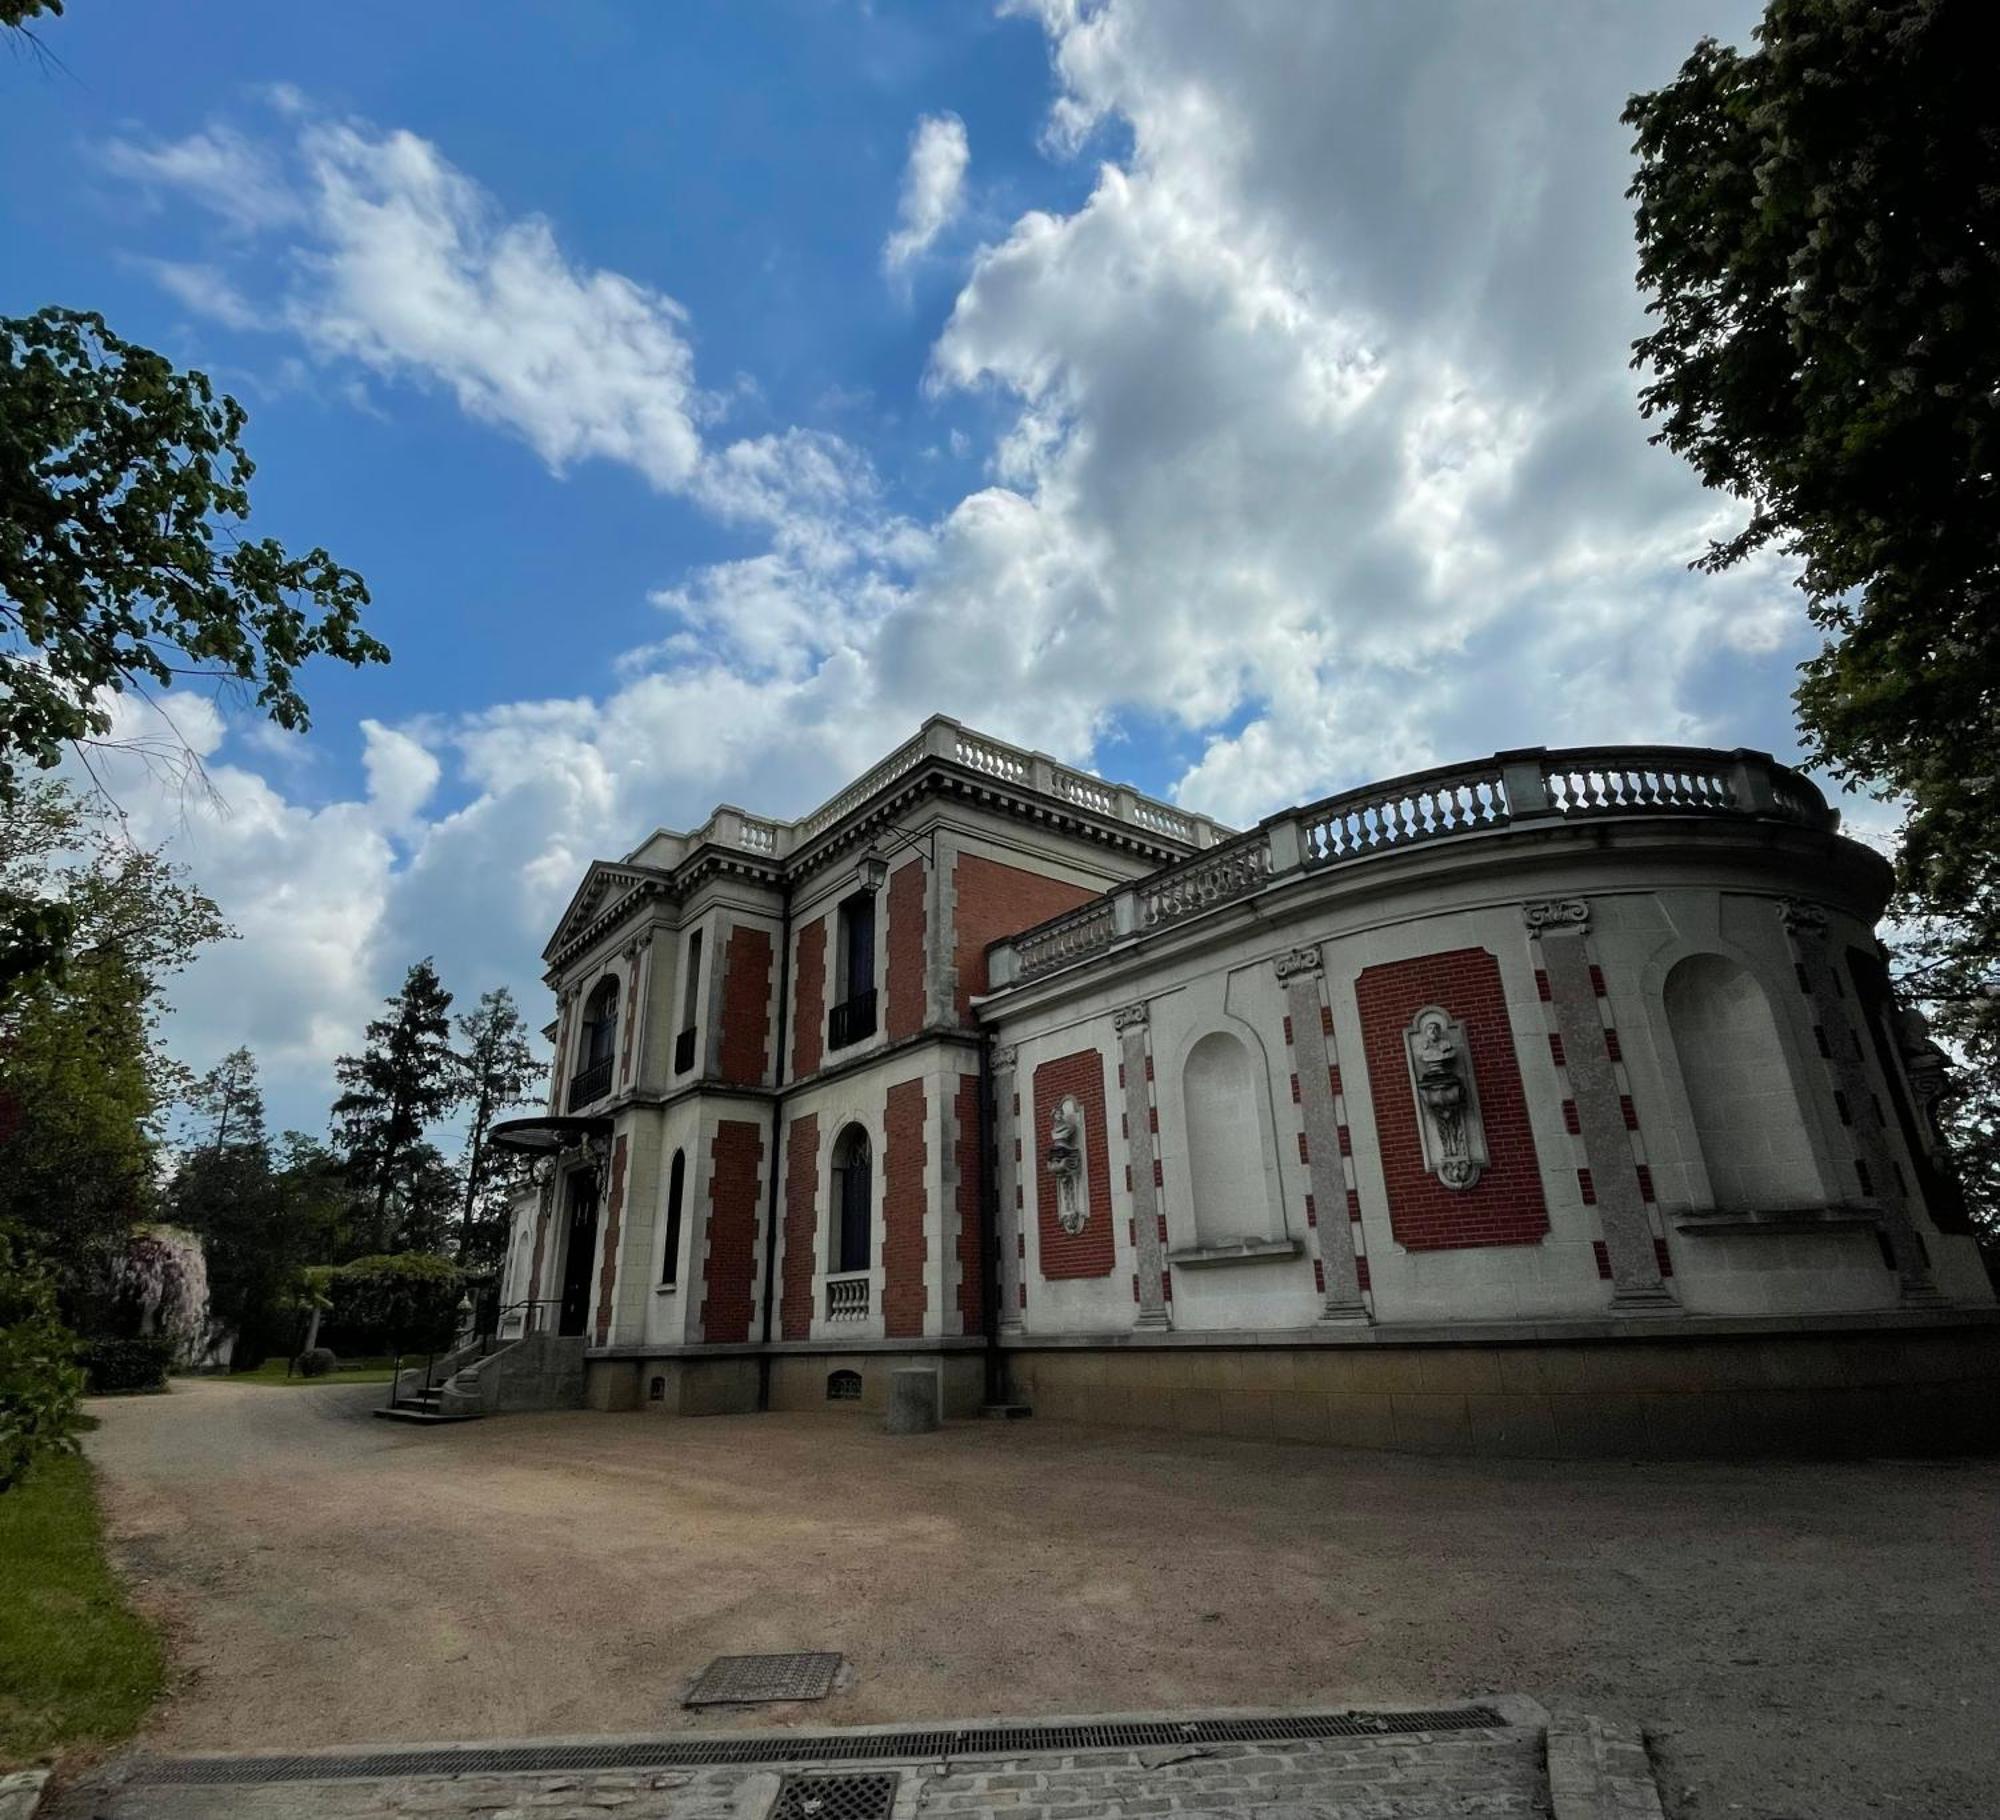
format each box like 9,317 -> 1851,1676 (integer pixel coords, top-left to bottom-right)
1004,1320 -> 2000,1458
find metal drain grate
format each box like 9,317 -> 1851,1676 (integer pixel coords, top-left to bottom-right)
772,1771 -> 899,1820
129,1705 -> 1506,1785
685,1652 -> 843,1706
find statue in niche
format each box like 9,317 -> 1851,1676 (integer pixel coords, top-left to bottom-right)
1047,1098 -> 1088,1234
1405,1006 -> 1487,1190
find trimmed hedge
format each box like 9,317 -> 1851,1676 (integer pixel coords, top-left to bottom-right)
79,1335 -> 176,1395
295,1347 -> 338,1378
320,1254 -> 461,1355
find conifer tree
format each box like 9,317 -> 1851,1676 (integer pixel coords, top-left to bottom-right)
452,988 -> 543,1269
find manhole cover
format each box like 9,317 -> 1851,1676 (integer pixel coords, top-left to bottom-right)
684,1652 -> 843,1706
772,1772 -> 898,1820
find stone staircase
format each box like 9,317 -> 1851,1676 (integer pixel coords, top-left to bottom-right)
373,1331 -> 587,1425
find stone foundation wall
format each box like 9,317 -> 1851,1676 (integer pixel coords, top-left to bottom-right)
1005,1321 -> 2000,1458
767,1350 -> 984,1417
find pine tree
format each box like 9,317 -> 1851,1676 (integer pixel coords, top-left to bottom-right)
452,988 -> 543,1269
330,959 -> 458,1254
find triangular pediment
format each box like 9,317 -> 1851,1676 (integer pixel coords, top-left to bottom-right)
542,861 -> 670,963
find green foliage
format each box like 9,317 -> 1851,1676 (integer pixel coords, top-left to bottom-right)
1625,0 -> 2000,978
331,959 -> 461,1254
77,1334 -> 174,1394
452,987 -> 543,1269
0,1233 -> 81,1494
0,1449 -> 166,1767
0,1 -> 65,28
0,308 -> 385,803
322,1253 -> 461,1354
295,1346 -> 337,1378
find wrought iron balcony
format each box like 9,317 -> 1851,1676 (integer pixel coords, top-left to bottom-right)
566,1056 -> 614,1111
674,1026 -> 697,1074
828,987 -> 878,1051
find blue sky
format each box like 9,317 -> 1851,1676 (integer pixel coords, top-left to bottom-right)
4,0 -> 1821,1135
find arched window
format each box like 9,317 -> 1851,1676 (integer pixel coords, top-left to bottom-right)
1664,954 -> 1822,1210
660,1149 -> 685,1286
831,1125 -> 872,1274
1183,1030 -> 1279,1246
571,978 -> 619,1109
827,1369 -> 862,1401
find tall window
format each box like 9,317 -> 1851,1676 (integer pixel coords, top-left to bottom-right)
832,1124 -> 872,1273
660,1149 -> 685,1286
829,894 -> 878,1048
676,929 -> 704,1073
571,978 -> 620,1108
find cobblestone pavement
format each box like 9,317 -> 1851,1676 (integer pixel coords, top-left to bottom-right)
58,1723 -> 1550,1820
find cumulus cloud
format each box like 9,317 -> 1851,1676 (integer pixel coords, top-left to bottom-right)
883,112 -> 970,274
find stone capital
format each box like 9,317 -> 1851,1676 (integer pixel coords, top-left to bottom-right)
1112,1002 -> 1150,1032
1522,898 -> 1590,932
1777,898 -> 1828,935
990,1043 -> 1018,1075
1273,944 -> 1323,981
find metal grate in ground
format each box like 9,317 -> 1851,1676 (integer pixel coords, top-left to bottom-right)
685,1652 -> 844,1706
127,1705 -> 1507,1785
771,1771 -> 900,1820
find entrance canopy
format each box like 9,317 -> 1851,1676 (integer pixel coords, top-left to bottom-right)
488,1113 -> 613,1156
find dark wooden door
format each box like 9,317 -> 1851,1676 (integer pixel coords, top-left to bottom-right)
558,1171 -> 600,1337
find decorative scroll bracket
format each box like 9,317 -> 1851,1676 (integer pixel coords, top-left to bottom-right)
1046,1096 -> 1088,1235
1403,1005 -> 1488,1191
1522,899 -> 1590,932
1112,1002 -> 1150,1031
1273,944 -> 1324,981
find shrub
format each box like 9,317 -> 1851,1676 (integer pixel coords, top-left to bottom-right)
1,1234 -> 83,1491
79,1335 -> 176,1395
295,1347 -> 338,1378
322,1254 -> 461,1355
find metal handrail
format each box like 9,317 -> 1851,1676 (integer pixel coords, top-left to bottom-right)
384,1299 -> 562,1412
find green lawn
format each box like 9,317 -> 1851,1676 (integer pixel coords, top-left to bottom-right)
228,1356 -> 399,1386
0,1450 -> 164,1768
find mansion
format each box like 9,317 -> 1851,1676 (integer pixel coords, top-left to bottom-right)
484,716 -> 1999,1457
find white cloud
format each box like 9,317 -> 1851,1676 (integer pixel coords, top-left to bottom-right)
100,124 -> 301,231
883,112 -> 970,275
136,258 -> 264,330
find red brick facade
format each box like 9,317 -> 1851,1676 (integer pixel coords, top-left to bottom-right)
886,860 -> 927,1041
953,1072 -> 983,1332
718,923 -> 773,1085
1354,948 -> 1548,1250
791,917 -> 826,1079
592,1134 -> 629,1346
700,1120 -> 764,1342
883,1079 -> 928,1337
780,1113 -> 819,1341
952,853 -> 1098,1023
1034,1048 -> 1115,1278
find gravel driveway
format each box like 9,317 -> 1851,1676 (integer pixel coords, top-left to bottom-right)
82,1377 -> 2000,1819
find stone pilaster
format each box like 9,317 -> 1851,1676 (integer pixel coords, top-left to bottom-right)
1275,946 -> 1369,1322
992,1044 -> 1024,1332
1778,900 -> 1944,1304
1525,900 -> 1677,1311
1115,1004 -> 1171,1329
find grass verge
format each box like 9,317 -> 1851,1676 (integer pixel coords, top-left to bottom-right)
0,1450 -> 164,1768
229,1356 -> 398,1386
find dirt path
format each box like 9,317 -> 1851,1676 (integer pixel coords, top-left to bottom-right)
85,1378 -> 1999,1819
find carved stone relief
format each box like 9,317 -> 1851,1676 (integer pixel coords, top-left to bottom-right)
1403,1005 -> 1488,1190
1046,1096 -> 1088,1235
1522,899 -> 1589,931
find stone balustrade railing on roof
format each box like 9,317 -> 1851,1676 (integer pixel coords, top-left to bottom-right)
985,745 -> 1837,990
670,716 -> 1223,866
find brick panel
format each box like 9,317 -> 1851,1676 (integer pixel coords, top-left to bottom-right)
954,1072 -> 983,1332
592,1134 -> 629,1346
886,860 -> 927,1041
884,1079 -> 929,1337
780,1113 -> 819,1341
1033,1049 -> 1115,1278
791,917 -> 826,1079
717,924 -> 773,1085
952,853 -> 1099,1023
617,963 -> 642,1087
700,1120 -> 764,1343
1354,948 -> 1549,1250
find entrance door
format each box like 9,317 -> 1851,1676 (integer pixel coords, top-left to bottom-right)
558,1170 -> 600,1337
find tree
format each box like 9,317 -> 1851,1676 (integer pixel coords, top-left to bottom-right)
1625,0 -> 1999,1239
330,960 -> 458,1254
451,988 -> 542,1269
1,308 -> 386,992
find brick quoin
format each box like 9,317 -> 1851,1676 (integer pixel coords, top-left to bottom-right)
791,917 -> 826,1078
954,1073 -> 983,1332
886,860 -> 927,1041
779,1113 -> 819,1341
1033,1049 -> 1115,1278
592,1134 -> 629,1347
717,925 -> 773,1085
700,1120 -> 764,1343
1354,947 -> 1549,1251
883,1079 -> 929,1337
953,853 -> 1099,1022
618,963 -> 642,1086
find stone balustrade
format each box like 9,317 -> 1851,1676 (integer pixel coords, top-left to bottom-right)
987,745 -> 1835,989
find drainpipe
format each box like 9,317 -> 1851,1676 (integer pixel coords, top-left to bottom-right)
755,875 -> 794,1412
976,1026 -> 1004,1409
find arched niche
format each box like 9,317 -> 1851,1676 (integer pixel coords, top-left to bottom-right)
1663,953 -> 1823,1210
1182,1029 -> 1282,1246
